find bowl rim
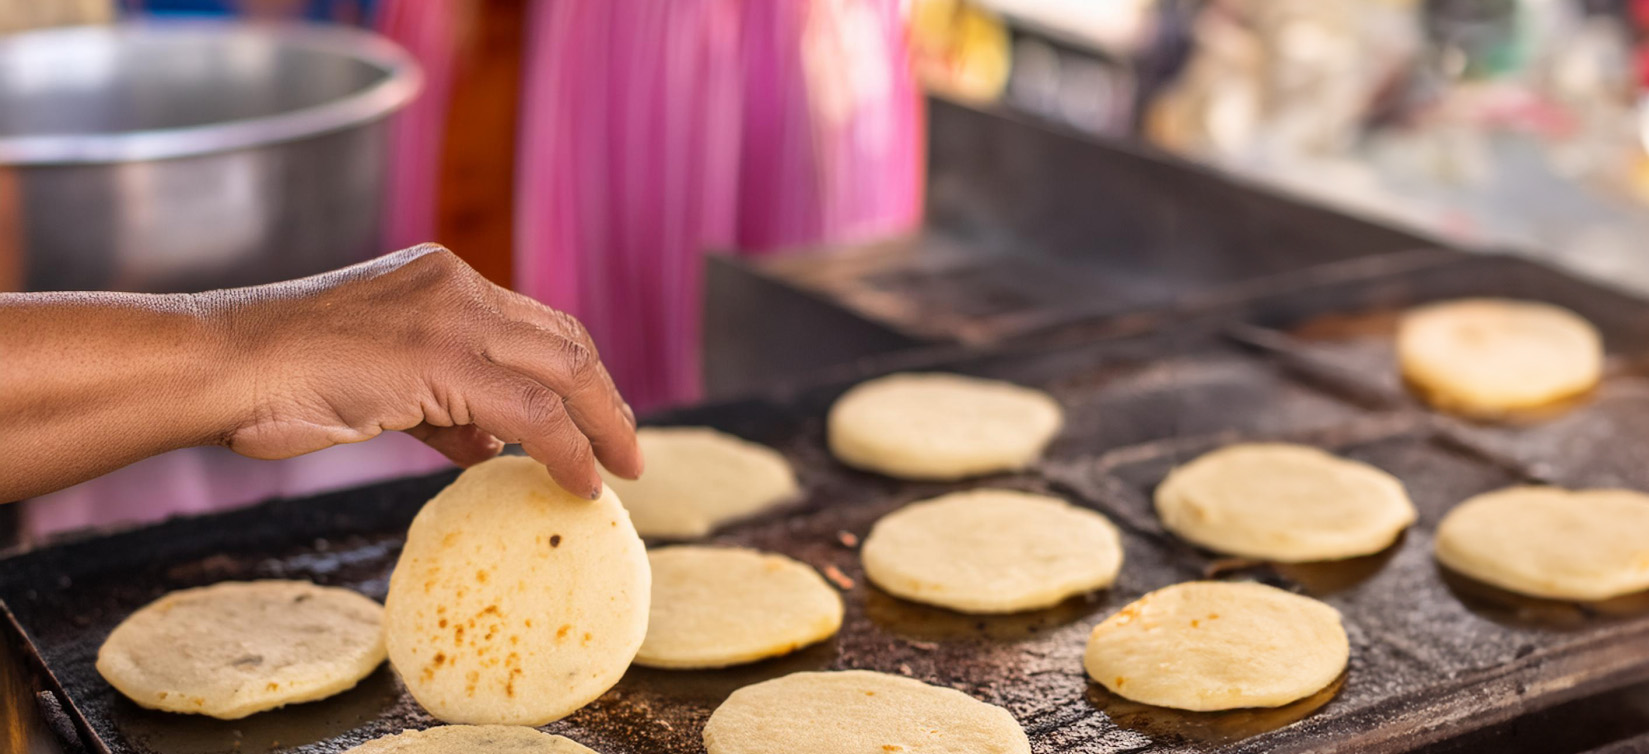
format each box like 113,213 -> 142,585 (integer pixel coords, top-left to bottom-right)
0,21 -> 423,165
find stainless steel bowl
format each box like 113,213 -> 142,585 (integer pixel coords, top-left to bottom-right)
0,22 -> 421,292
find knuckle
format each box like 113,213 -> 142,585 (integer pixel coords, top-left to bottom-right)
411,243 -> 460,267
558,336 -> 595,377
549,310 -> 595,347
517,385 -> 568,428
401,244 -> 470,285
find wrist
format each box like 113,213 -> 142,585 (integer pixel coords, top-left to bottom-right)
180,289 -> 275,447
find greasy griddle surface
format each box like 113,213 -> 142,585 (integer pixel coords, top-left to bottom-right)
6,255 -> 1649,754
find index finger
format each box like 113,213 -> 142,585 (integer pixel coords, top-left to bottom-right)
484,295 -> 644,480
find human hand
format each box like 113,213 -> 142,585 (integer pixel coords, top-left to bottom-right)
205,245 -> 641,498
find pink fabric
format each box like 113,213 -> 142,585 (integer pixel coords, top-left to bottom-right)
377,0 -> 461,253
736,0 -> 925,252
515,0 -> 923,411
516,0 -> 745,412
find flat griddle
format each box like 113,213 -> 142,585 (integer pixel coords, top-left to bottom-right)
7,253 -> 1649,754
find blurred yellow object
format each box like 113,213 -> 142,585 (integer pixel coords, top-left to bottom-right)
0,0 -> 113,34
910,0 -> 1011,103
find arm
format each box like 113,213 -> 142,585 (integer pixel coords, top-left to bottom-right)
0,245 -> 642,503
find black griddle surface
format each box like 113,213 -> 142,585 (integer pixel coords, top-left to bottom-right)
7,254 -> 1649,754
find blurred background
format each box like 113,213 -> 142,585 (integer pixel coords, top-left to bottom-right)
5,0 -> 1649,544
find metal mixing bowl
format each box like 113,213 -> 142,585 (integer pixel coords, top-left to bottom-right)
0,22 -> 421,292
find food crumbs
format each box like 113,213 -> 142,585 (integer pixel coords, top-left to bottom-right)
550,534 -> 562,547
824,565 -> 855,590
838,531 -> 859,548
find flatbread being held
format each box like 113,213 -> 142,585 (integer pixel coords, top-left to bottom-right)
384,456 -> 650,725
96,580 -> 384,720
598,427 -> 798,539
828,372 -> 1063,480
703,670 -> 1030,754
1084,581 -> 1349,711
1155,443 -> 1416,562
1435,486 -> 1649,601
344,725 -> 597,753
1397,298 -> 1602,416
636,546 -> 842,669
861,489 -> 1123,613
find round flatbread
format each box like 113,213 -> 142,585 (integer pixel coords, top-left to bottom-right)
1084,581 -> 1348,711
1397,298 -> 1603,416
636,547 -> 843,669
598,427 -> 799,539
1435,486 -> 1649,601
344,725 -> 596,753
861,489 -> 1123,614
384,456 -> 650,726
95,580 -> 384,720
1155,443 -> 1416,562
828,373 -> 1063,480
703,670 -> 1030,754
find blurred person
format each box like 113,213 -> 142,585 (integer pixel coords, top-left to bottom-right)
0,245 -> 643,504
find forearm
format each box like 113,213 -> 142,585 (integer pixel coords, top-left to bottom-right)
0,247 -> 640,505
0,292 -> 244,502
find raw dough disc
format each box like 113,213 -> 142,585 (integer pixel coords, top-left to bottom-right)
598,427 -> 799,539
702,670 -> 1030,754
344,725 -> 596,753
1435,486 -> 1649,601
95,580 -> 384,720
1397,298 -> 1603,416
636,546 -> 843,669
1084,581 -> 1349,711
861,489 -> 1123,614
1155,443 -> 1416,562
384,456 -> 650,725
827,372 -> 1063,480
